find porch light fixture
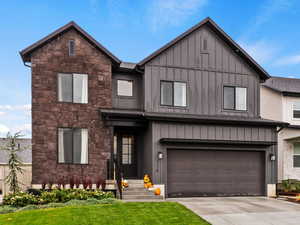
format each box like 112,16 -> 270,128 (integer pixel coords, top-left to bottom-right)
270,154 -> 276,161
158,152 -> 164,160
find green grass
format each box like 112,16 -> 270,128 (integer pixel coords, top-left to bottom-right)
0,202 -> 210,225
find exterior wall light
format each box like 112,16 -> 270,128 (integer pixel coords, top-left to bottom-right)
158,152 -> 164,160
270,154 -> 276,161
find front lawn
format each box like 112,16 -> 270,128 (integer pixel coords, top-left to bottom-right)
0,202 -> 210,225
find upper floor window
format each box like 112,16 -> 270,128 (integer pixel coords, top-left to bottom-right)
58,73 -> 88,104
223,86 -> 247,111
58,128 -> 88,164
117,80 -> 133,97
161,81 -> 187,107
293,102 -> 300,119
293,143 -> 300,167
68,40 -> 75,56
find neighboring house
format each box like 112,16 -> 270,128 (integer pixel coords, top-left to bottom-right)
0,138 -> 32,195
20,17 -> 284,198
261,77 -> 300,181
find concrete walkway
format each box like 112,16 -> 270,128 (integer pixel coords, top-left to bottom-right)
169,197 -> 300,225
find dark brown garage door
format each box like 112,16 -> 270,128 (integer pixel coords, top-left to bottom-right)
167,150 -> 265,197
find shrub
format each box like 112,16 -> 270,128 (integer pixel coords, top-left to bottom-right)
3,189 -> 114,207
38,191 -> 57,204
27,188 -> 41,196
280,179 -> 300,192
3,192 -> 38,207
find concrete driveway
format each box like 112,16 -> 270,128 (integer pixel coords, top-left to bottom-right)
169,197 -> 300,225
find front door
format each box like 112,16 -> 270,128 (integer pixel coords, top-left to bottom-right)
115,134 -> 137,178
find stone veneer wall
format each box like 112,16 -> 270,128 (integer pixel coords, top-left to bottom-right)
30,28 -> 113,184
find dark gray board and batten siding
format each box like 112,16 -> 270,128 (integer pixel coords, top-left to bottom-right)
112,73 -> 143,110
149,122 -> 277,195
144,25 -> 260,118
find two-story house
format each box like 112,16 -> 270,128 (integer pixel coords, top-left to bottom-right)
20,17 -> 284,198
261,77 -> 300,181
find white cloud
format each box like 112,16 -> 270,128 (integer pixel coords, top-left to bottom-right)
274,54 -> 300,66
0,124 -> 10,135
253,0 -> 292,28
149,0 -> 208,31
0,104 -> 31,111
0,112 -> 6,116
238,40 -> 278,64
242,0 -> 294,38
13,123 -> 31,134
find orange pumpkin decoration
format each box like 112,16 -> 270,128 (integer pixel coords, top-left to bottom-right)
146,183 -> 153,188
154,188 -> 161,195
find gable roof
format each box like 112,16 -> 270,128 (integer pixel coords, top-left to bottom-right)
20,21 -> 121,65
138,17 -> 270,81
262,76 -> 300,96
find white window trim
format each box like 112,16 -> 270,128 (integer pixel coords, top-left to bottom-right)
117,79 -> 133,97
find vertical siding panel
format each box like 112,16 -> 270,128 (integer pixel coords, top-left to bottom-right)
195,30 -> 201,67
209,31 -> 216,69
169,123 -> 176,138
244,127 -> 251,141
216,72 -> 222,115
215,38 -> 222,71
188,35 -> 195,67
202,71 -> 209,114
200,125 -> 208,139
174,44 -> 181,66
196,70 -> 202,113
189,70 -> 195,113
144,66 -> 152,111
193,124 -> 200,139
160,53 -> 167,66
209,71 -> 216,115
222,47 -> 229,72
185,125 -> 192,138
215,126 -> 222,140
181,38 -> 188,66
223,127 -> 230,140
151,67 -> 159,112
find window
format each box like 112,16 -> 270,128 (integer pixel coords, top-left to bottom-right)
117,80 -> 133,97
58,73 -> 88,103
160,81 -> 187,107
223,86 -> 247,111
293,143 -> 300,167
68,40 -> 75,56
293,102 -> 300,119
122,136 -> 134,164
58,128 -> 88,164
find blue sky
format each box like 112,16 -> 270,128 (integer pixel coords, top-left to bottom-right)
1,0 -> 300,137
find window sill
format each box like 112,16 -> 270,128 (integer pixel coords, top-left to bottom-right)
160,105 -> 188,109
57,163 -> 89,165
116,95 -> 135,99
57,101 -> 88,105
222,109 -> 248,113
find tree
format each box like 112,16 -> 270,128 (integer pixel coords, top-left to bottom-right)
0,132 -> 27,193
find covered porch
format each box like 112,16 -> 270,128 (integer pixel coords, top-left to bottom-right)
101,109 -> 149,181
